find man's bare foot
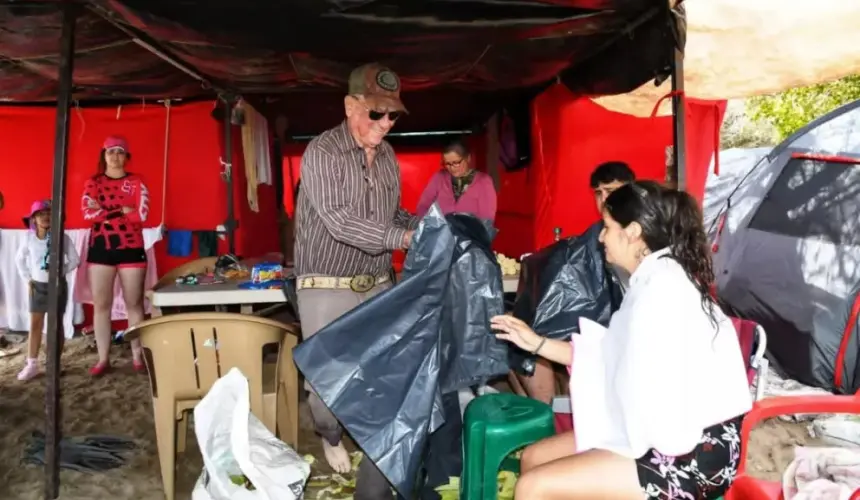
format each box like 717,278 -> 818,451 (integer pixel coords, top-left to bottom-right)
322,439 -> 351,473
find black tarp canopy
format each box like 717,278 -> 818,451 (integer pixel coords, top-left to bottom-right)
19,2 -> 686,498
0,0 -> 684,134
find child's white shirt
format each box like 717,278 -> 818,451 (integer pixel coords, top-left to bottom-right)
15,231 -> 80,284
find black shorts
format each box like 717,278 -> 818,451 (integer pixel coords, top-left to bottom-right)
636,414 -> 744,499
86,245 -> 147,268
30,280 -> 68,314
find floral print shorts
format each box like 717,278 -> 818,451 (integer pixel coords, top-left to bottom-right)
637,415 -> 744,500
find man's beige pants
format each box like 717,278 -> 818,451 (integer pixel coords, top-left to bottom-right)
297,281 -> 393,500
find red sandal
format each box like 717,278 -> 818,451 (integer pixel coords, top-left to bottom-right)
89,362 -> 111,377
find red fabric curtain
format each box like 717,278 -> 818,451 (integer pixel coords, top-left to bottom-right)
0,101 -> 280,275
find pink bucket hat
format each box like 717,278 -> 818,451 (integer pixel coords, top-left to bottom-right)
103,135 -> 130,154
22,199 -> 51,229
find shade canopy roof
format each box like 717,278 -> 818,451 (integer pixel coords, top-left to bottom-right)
0,0 -> 682,133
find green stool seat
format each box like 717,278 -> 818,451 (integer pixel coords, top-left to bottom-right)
461,393 -> 555,500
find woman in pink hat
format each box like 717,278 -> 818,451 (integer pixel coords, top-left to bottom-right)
15,200 -> 80,381
80,136 -> 150,377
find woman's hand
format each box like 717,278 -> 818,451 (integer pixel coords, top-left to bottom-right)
87,200 -> 100,210
491,315 -> 543,352
121,206 -> 133,214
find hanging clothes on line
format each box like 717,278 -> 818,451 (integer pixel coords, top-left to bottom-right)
167,230 -> 193,257
236,99 -> 272,213
196,231 -> 219,258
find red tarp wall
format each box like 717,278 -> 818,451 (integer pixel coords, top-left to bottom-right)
281,85 -> 725,261
528,84 -> 727,249
0,101 -> 279,276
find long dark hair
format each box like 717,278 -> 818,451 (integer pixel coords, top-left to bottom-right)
604,180 -> 716,321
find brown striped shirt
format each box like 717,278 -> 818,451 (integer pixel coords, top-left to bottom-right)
294,121 -> 418,277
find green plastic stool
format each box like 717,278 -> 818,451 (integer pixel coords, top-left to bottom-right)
461,393 -> 555,500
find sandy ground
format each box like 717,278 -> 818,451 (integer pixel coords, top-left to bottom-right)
0,337 -> 820,499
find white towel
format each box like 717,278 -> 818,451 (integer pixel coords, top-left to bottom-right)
783,446 -> 860,500
0,228 -> 87,338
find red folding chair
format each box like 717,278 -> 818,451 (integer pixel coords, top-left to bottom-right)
726,317 -> 860,500
726,391 -> 860,500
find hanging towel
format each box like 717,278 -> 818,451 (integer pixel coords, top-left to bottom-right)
237,99 -> 272,214
167,230 -> 193,257
197,231 -> 218,258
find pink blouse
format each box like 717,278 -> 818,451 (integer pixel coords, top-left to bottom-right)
416,170 -> 497,222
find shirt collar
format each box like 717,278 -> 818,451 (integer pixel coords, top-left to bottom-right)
336,121 -> 361,152
335,121 -> 389,160
629,247 -> 672,287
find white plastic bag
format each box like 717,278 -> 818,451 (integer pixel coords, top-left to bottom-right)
192,368 -> 310,500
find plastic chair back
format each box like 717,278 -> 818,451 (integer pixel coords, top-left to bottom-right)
123,312 -> 297,500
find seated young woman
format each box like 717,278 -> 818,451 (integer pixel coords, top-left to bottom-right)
491,180 -> 751,500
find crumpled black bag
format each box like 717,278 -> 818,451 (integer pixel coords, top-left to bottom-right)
510,222 -> 623,375
292,205 -> 509,497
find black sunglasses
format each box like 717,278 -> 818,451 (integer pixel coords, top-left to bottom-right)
368,109 -> 401,122
353,96 -> 401,122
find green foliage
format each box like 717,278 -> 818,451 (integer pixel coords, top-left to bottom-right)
747,75 -> 860,141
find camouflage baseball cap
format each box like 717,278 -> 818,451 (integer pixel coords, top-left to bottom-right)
348,63 -> 407,113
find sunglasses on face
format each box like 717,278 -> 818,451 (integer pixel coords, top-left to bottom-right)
369,109 -> 401,122
105,147 -> 127,155
353,96 -> 401,122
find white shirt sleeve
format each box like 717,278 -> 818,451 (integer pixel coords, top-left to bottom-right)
614,276 -> 703,458
63,233 -> 80,276
15,237 -> 32,283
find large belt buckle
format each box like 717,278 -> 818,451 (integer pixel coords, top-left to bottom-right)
349,274 -> 375,293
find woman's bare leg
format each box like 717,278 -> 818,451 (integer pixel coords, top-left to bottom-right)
520,431 -> 576,473
27,312 -> 44,359
508,371 -> 527,396
516,449 -> 643,500
89,264 -> 117,364
117,266 -> 146,362
517,358 -> 555,404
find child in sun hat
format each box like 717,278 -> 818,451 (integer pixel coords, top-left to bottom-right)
14,200 -> 80,381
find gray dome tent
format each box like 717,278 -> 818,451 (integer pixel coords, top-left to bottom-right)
708,98 -> 860,394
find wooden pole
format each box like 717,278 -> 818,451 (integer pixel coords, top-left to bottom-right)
45,3 -> 78,498
223,98 -> 238,255
671,48 -> 687,191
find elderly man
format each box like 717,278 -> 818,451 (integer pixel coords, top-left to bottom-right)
294,63 -> 418,500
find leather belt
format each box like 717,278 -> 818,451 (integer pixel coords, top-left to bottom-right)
297,274 -> 390,293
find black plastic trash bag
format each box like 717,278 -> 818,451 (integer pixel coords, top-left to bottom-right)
292,205 -> 509,498
510,222 -> 623,375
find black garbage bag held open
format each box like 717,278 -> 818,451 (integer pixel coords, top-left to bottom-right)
510,222 -> 623,375
293,205 -> 509,498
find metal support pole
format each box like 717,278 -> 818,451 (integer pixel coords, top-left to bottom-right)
223,98 -> 237,255
45,3 -> 78,499
671,47 -> 687,191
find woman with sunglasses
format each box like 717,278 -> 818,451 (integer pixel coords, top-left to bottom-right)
416,139 -> 497,222
81,136 -> 150,377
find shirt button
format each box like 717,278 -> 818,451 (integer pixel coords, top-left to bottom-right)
370,210 -> 375,215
